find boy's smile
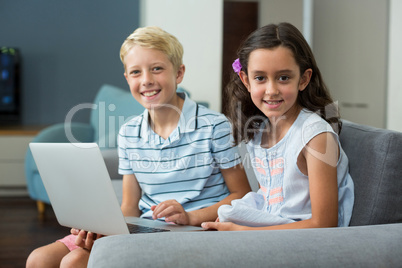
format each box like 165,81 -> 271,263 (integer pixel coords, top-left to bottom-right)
124,46 -> 184,111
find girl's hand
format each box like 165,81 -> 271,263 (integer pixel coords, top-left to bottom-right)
201,221 -> 244,231
151,199 -> 190,225
71,228 -> 103,251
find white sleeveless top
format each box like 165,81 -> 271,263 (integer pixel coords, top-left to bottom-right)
218,109 -> 354,227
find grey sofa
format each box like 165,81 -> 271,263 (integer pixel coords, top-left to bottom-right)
88,120 -> 402,268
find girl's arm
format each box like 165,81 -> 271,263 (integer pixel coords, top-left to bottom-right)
202,132 -> 339,231
152,163 -> 251,226
121,174 -> 142,217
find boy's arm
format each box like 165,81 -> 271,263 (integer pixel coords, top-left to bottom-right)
187,163 -> 251,226
121,174 -> 142,217
152,163 -> 251,226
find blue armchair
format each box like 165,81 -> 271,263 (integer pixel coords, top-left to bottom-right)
25,84 -> 144,213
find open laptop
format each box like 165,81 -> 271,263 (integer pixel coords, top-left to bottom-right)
29,143 -> 204,235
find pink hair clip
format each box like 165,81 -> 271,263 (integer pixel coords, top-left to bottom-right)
232,58 -> 242,74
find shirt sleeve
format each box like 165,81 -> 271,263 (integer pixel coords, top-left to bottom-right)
118,124 -> 134,175
301,119 -> 339,147
210,115 -> 242,169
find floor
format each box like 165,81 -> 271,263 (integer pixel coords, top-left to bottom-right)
0,196 -> 69,268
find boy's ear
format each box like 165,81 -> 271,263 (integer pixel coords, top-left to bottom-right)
299,68 -> 312,91
239,71 -> 251,92
176,64 -> 185,84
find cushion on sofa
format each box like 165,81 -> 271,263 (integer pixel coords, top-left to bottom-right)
339,120 -> 402,226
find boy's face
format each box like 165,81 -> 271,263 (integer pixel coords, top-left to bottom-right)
124,46 -> 185,110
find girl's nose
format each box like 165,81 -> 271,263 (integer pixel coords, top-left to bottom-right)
265,82 -> 278,95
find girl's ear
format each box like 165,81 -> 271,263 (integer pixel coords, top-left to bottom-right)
239,71 -> 251,92
299,68 -> 312,91
176,64 -> 186,84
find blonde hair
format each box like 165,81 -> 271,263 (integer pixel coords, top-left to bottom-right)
120,26 -> 183,71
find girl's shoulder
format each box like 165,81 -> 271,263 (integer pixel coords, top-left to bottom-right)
298,109 -> 338,143
298,109 -> 333,130
298,109 -> 325,125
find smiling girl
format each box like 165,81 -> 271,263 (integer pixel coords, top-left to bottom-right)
202,22 -> 354,231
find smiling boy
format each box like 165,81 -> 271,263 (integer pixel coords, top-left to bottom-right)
26,26 -> 251,268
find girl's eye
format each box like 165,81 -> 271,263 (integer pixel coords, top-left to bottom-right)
278,75 -> 290,82
255,76 -> 265,82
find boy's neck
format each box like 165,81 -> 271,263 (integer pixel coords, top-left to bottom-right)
147,94 -> 185,140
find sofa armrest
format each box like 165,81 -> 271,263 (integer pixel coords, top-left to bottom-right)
88,224 -> 402,268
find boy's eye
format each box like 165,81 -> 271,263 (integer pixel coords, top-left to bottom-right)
130,70 -> 140,75
152,66 -> 163,72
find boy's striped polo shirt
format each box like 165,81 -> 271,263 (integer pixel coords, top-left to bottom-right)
118,93 -> 242,218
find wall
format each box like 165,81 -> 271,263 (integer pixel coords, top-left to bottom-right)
0,0 -> 140,125
313,0 -> 388,128
140,0 -> 223,112
230,0 -> 304,31
140,0 -> 305,113
386,0 -> 402,132
258,0 -> 304,32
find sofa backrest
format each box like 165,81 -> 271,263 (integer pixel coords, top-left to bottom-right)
90,84 -> 144,149
339,120 -> 402,226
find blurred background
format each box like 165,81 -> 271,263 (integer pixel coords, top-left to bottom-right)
1,0 -> 400,130
0,0 -> 140,125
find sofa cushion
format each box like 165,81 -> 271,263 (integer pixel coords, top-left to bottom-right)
339,120 -> 402,226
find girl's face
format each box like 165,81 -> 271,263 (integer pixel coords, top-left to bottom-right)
124,46 -> 185,111
240,46 -> 312,124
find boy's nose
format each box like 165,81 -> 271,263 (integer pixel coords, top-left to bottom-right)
142,72 -> 154,86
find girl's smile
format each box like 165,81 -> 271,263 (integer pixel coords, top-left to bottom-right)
264,99 -> 283,109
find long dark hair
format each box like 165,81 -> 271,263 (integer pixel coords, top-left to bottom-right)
225,22 -> 341,145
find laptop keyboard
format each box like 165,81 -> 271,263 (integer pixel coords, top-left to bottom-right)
127,223 -> 171,234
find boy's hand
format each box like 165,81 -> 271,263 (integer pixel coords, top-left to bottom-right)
151,199 -> 190,225
71,228 -> 103,251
